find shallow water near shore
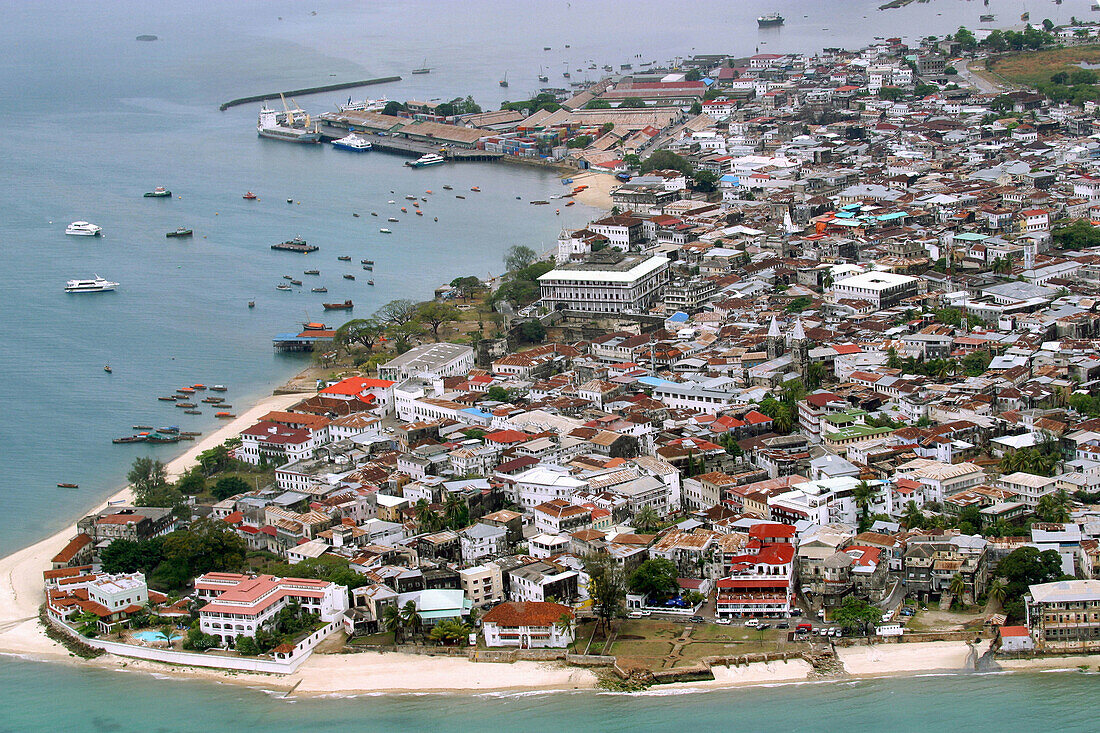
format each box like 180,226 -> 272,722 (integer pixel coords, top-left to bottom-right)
3,658 -> 1100,732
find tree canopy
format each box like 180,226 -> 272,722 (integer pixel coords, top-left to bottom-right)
335,318 -> 386,351
628,557 -> 679,601
832,596 -> 882,634
505,245 -> 538,272
374,299 -> 418,326
415,301 -> 460,342
1053,219 -> 1100,251
584,553 -> 626,634
641,150 -> 693,176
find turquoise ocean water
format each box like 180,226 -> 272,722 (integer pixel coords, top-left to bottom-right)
3,0 -> 1099,728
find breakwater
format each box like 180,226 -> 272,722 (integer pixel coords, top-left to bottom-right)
219,76 -> 402,111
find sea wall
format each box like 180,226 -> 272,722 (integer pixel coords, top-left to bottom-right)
47,617 -> 340,674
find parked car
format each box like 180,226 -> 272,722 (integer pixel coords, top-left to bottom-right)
690,615 -> 705,623
716,617 -> 731,625
776,621 -> 789,629
790,608 -> 803,616
757,623 -> 771,630
744,618 -> 760,628
628,611 -> 644,619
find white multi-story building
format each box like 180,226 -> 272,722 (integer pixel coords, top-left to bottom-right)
510,465 -> 588,509
482,601 -> 575,648
538,253 -> 670,314
830,271 -> 919,310
378,342 -> 474,381
459,563 -> 505,607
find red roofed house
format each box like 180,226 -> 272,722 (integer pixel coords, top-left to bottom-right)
715,531 -> 796,619
998,625 -> 1034,652
194,572 -> 349,646
481,601 -> 575,648
239,421 -> 318,466
320,377 -> 397,416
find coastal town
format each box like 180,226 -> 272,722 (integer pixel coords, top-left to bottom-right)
18,20 -> 1100,694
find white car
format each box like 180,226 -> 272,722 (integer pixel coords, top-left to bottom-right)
744,618 -> 760,628
715,617 -> 731,625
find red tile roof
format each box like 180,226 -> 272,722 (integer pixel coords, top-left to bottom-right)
482,601 -> 574,627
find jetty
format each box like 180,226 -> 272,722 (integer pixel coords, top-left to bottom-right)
318,124 -> 502,161
219,76 -> 402,111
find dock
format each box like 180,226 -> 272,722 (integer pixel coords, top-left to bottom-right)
319,124 -> 502,162
219,76 -> 402,111
273,326 -> 336,353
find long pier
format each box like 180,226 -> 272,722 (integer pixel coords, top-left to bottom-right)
219,76 -> 402,111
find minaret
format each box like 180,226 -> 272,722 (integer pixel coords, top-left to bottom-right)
766,316 -> 784,360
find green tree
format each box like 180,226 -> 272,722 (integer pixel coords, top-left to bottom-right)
212,475 -> 250,501
449,276 -> 483,301
128,457 -> 168,502
505,245 -> 538,272
832,596 -> 882,635
518,319 -> 546,343
100,538 -> 164,574
689,100 -> 702,115
902,500 -> 925,530
805,361 -> 828,391
878,86 -> 907,101
335,318 -> 386,351
177,467 -> 206,496
415,301 -> 460,342
382,604 -> 404,644
155,519 -> 247,588
640,150 -> 693,176
197,443 -> 231,475
628,557 -> 679,601
585,98 -> 611,109
556,612 -> 576,651
954,26 -> 977,50
374,299 -> 418,327
913,83 -> 939,98
853,480 -> 879,532
385,320 -> 425,352
619,97 -> 646,108
961,350 -> 992,377
382,101 -> 406,116
987,576 -> 1007,606
428,618 -> 470,645
1053,219 -> 1100,251
685,68 -> 702,82
633,504 -> 661,533
584,553 -> 626,636
485,385 -> 511,402
692,170 -> 720,192
1036,489 -> 1070,523
948,572 -> 967,604
400,600 -> 422,642
886,346 -> 901,370
235,634 -> 260,656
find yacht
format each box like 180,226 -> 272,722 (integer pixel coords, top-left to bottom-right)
331,133 -> 372,151
337,96 -> 388,113
406,153 -> 445,168
65,275 -> 118,293
65,221 -> 102,236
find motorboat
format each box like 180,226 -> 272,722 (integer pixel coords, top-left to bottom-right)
65,221 -> 102,236
166,227 -> 193,238
331,133 -> 372,151
64,275 -> 118,293
144,186 -> 171,197
406,153 -> 445,168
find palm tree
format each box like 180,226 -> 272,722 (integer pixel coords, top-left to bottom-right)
853,480 -> 878,529
400,600 -> 422,643
555,612 -> 576,651
805,361 -> 827,390
902,501 -> 925,530
382,603 -> 404,644
774,403 -> 793,433
443,493 -> 465,529
987,576 -> 1007,606
634,505 -> 660,533
949,572 -> 967,604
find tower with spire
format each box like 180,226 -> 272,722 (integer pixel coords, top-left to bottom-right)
766,316 -> 785,360
789,317 -> 810,373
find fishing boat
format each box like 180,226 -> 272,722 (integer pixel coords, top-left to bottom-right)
287,198 -> 294,204
57,483 -> 79,488
243,191 -> 257,200
290,279 -> 303,286
184,409 -> 202,415
538,67 -> 549,82
331,133 -> 372,151
338,255 -> 352,261
412,59 -> 431,74
407,153 -> 445,168
387,217 -> 399,222
323,299 -> 354,310
980,13 -> 995,21
455,195 -> 465,199
146,433 -> 180,443
363,264 -> 373,270
405,195 -> 418,201
442,185 -> 453,190
304,269 -> 320,275
499,73 -> 509,87
180,431 -> 202,436
363,259 -> 374,265
144,186 -> 171,198
157,426 -> 180,433
1022,11 -> 1031,20
166,227 -> 193,238
380,228 -> 392,233
104,365 -> 113,373
201,397 -> 222,403
175,402 -> 197,408
371,212 -> 378,216
565,200 -> 575,206
248,299 -> 255,308
271,236 -> 318,253
112,435 -> 146,444
367,279 -> 375,286
210,385 -> 227,392
400,207 -> 407,213
132,425 -> 153,430
757,12 -> 784,26
158,396 -> 177,401
311,287 -> 328,293
65,221 -> 102,236
215,412 -> 236,419
531,200 -> 550,205
192,385 -> 205,391
276,283 -> 291,291
178,434 -> 196,440
471,186 -> 481,192
344,274 -> 356,280
177,387 -> 195,394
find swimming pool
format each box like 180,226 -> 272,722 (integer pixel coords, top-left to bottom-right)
132,631 -> 180,643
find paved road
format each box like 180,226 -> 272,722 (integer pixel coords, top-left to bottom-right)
958,56 -> 1008,94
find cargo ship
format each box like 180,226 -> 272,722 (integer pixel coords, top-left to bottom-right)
757,12 -> 784,26
257,99 -> 321,144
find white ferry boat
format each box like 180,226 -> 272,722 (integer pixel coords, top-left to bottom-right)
337,96 -> 388,113
331,133 -> 372,151
406,153 -> 445,168
65,221 -> 102,236
64,275 -> 118,293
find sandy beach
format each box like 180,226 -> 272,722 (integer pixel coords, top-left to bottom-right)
0,391 -> 306,663
709,658 -> 814,686
836,640 -> 988,676
567,171 -> 618,210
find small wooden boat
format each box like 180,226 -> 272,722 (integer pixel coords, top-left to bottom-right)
132,425 -> 153,430
146,433 -> 180,443
380,228 -> 392,234
157,426 -> 179,433
371,212 -> 378,217
57,483 -> 79,488
442,185 -> 453,190
413,202 -> 420,208
210,385 -> 227,392
276,284 -> 291,291
178,434 -> 196,440
311,287 -> 328,293
113,436 -> 146,444
248,300 -> 255,308
405,195 -> 418,201
367,279 -> 375,286
283,275 -> 294,280
363,264 -> 373,271
217,404 -> 232,408
158,396 -> 177,401
215,412 -> 236,419
184,409 -> 202,415
565,201 -> 575,207
323,299 -> 354,310
400,207 -> 407,213
166,227 -> 193,238
344,274 -> 355,280
201,397 -> 223,403
290,279 -> 303,286
415,210 -> 423,216
304,269 -> 320,275
352,213 -> 359,217
471,186 -> 481,192
243,191 -> 257,200
286,198 -> 294,204
363,259 -> 374,265
175,402 -> 197,408
192,384 -> 206,390
103,365 -> 112,373
530,200 -> 549,205
456,195 -> 465,199
433,217 -> 437,221
177,387 -> 195,394
338,255 -> 352,261
388,217 -> 399,222
180,431 -> 202,436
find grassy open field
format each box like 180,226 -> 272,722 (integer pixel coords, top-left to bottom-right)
991,45 -> 1100,86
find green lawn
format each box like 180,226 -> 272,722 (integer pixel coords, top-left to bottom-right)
991,45 -> 1100,86
348,631 -> 396,647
